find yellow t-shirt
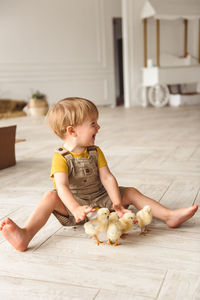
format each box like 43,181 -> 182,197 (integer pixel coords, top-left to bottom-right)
50,146 -> 107,189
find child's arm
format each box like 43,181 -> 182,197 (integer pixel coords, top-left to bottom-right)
99,165 -> 130,217
54,172 -> 95,222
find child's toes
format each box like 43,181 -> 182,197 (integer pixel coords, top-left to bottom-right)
0,218 -> 11,230
0,221 -> 6,231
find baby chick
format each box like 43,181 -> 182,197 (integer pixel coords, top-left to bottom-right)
119,212 -> 138,235
136,205 -> 152,235
84,208 -> 110,245
106,212 -> 137,246
106,212 -> 122,246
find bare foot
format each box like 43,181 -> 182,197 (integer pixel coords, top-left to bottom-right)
166,204 -> 198,228
0,218 -> 29,251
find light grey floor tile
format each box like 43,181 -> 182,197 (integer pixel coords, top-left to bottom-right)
0,106 -> 200,299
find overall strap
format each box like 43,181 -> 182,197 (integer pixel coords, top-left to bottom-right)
87,146 -> 98,160
87,146 -> 97,153
55,147 -> 74,176
55,147 -> 73,160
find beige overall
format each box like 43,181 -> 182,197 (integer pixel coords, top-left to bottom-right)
52,146 -> 126,226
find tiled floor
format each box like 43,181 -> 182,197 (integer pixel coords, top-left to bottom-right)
0,105 -> 200,299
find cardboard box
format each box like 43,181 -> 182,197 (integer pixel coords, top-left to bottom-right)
0,125 -> 16,170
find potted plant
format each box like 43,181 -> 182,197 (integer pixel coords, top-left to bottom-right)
29,90 -> 49,116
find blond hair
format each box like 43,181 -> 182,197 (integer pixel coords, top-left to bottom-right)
46,97 -> 98,139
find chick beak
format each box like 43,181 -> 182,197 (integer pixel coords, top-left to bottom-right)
133,219 -> 138,224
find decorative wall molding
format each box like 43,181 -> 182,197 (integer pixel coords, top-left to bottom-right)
0,0 -> 116,105
0,0 -> 107,72
0,65 -> 113,82
0,78 -> 111,105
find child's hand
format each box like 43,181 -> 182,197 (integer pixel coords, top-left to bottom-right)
113,204 -> 132,218
73,205 -> 96,223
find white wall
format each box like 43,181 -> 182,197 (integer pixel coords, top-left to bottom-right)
189,19 -> 199,58
0,0 -> 121,105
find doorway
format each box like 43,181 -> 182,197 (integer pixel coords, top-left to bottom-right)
113,18 -> 124,106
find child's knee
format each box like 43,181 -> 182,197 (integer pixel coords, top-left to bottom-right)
43,191 -> 59,204
125,187 -> 139,196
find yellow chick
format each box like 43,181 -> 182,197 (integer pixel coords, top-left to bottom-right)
106,212 -> 122,246
119,212 -> 138,235
106,212 -> 137,246
84,208 -> 110,245
136,205 -> 152,235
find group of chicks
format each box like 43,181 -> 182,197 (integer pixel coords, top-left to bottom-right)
84,205 -> 152,246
